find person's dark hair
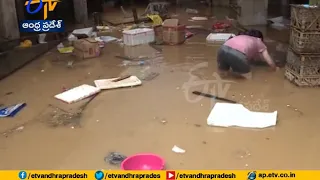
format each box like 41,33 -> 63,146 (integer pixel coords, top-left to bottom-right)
238,29 -> 264,41
248,29 -> 264,41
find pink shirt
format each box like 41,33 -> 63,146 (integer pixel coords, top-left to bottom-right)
224,35 -> 267,60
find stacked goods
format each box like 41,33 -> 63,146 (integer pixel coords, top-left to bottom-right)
285,5 -> 320,86
122,28 -> 155,46
285,48 -> 320,86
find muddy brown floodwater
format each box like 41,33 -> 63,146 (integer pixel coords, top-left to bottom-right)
0,7 -> 320,170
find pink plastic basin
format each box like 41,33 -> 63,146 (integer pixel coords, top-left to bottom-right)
121,153 -> 165,170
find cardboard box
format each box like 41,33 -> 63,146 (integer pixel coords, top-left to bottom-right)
73,38 -> 101,59
153,25 -> 164,44
97,31 -> 112,37
162,19 -> 186,45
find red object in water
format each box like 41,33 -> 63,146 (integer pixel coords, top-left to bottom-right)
185,30 -> 194,39
212,22 -> 231,30
62,86 -> 68,92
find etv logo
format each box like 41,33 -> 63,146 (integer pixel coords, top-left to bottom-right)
166,171 -> 175,180
25,0 -> 60,20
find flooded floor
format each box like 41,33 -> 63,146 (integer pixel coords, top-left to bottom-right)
0,7 -> 320,170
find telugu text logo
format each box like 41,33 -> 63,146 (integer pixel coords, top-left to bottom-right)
25,0 -> 59,20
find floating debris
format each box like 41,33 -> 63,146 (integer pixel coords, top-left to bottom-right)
16,126 -> 24,132
104,152 -> 127,165
0,103 -> 26,118
141,72 -> 159,81
172,145 -> 186,154
5,92 -> 13,96
67,61 -> 74,68
235,149 -> 251,159
186,8 -> 198,14
286,104 -> 303,115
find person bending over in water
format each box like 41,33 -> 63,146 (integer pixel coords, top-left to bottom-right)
217,29 -> 277,79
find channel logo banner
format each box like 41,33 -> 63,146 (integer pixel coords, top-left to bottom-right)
0,170 -> 164,180
0,170 -> 320,180
168,171 -> 320,180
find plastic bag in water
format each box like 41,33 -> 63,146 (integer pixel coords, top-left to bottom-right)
104,152 -> 127,165
0,103 -> 26,117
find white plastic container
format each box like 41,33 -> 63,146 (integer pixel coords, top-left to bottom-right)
72,27 -> 93,37
123,28 -> 155,46
38,33 -> 47,44
206,33 -> 235,43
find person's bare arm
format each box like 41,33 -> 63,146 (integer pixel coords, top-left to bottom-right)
261,49 -> 276,71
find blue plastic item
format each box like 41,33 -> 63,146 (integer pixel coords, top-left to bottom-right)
0,103 -> 26,117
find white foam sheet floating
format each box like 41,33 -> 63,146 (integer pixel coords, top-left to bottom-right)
54,84 -> 100,104
191,17 -> 208,21
94,76 -> 142,90
207,103 -> 277,128
206,33 -> 235,43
